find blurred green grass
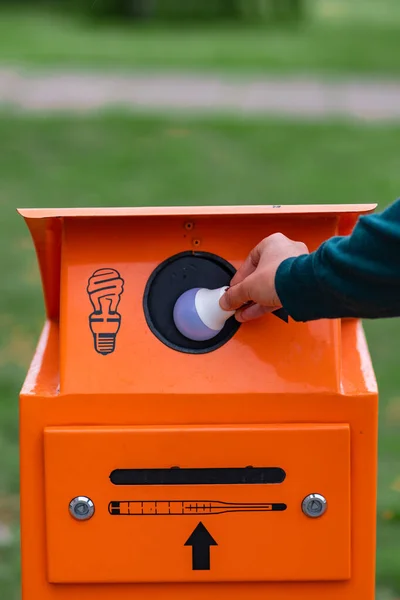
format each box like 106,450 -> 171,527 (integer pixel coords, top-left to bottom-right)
0,0 -> 400,74
0,112 -> 399,598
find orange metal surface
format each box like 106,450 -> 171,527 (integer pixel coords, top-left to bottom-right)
18,204 -> 377,220
60,214 -> 343,395
44,424 -> 350,583
19,205 -> 378,600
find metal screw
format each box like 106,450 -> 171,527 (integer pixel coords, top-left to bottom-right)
69,496 -> 95,521
302,493 -> 327,518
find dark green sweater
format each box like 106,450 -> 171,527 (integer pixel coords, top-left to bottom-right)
275,200 -> 400,322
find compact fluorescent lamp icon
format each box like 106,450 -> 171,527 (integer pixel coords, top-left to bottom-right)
87,268 -> 124,355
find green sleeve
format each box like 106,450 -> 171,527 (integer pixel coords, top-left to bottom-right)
275,200 -> 400,321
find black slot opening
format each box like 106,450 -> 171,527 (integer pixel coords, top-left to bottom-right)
110,466 -> 286,486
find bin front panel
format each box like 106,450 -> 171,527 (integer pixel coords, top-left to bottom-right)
59,215 -> 341,396
44,424 -> 350,584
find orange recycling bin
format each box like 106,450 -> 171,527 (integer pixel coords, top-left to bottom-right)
19,205 -> 378,600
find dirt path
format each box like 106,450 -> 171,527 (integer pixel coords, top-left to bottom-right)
1,68 -> 400,120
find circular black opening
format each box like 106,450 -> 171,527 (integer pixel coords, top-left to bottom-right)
143,251 -> 240,354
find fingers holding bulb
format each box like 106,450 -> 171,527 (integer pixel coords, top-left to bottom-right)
235,303 -> 275,322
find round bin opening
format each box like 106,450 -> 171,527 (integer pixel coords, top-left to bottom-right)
143,251 -> 240,354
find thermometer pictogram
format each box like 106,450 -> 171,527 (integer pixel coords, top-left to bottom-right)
109,500 -> 287,516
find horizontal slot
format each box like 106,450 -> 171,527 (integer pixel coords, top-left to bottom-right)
110,466 -> 286,486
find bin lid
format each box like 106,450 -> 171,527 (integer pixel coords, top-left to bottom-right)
18,204 -> 376,219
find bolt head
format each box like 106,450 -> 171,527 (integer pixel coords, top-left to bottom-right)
69,496 -> 95,521
302,493 -> 327,518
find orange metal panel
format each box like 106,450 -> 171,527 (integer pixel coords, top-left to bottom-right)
19,388 -> 378,600
44,424 -> 350,584
18,204 -> 377,219
59,214 -> 341,395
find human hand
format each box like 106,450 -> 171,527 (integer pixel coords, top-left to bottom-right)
219,233 -> 309,322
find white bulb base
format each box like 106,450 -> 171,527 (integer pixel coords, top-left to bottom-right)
173,286 -> 235,342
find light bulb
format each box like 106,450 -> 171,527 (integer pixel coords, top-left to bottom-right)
87,268 -> 124,355
173,286 -> 235,342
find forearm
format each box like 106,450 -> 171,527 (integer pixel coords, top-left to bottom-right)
275,200 -> 400,321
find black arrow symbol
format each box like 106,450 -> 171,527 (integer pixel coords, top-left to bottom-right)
184,522 -> 217,570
